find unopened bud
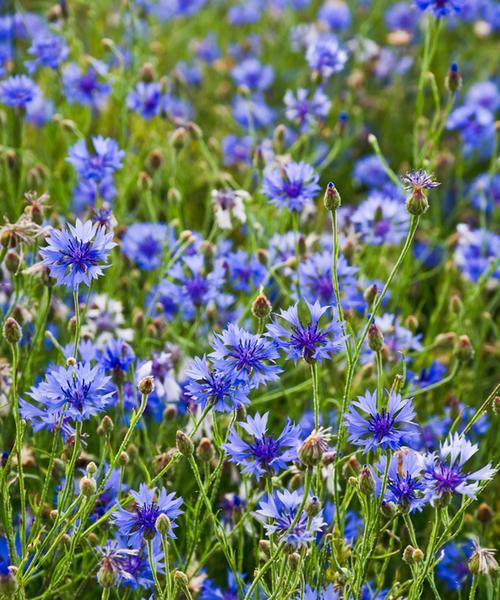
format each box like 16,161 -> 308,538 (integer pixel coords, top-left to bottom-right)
251,290 -> 272,320
445,62 -> 462,93
363,284 -> 378,306
359,466 -> 375,495
406,188 -> 429,216
97,562 -> 118,589
174,570 -> 189,588
0,566 -> 19,596
86,461 -> 97,476
118,451 -> 129,467
5,251 -> 20,274
176,431 -> 194,456
288,552 -> 300,570
475,502 -> 494,524
324,182 -> 341,211
163,405 -> 178,421
450,294 -> 462,314
138,376 -> 154,395
290,473 -> 302,490
100,415 -> 114,434
368,324 -> 384,352
454,335 -> 474,363
259,539 -> 271,556
197,437 -> 215,463
155,513 -> 171,536
406,315 -> 418,333
139,62 -> 155,83
80,477 -> 96,497
305,496 -> 321,518
298,428 -> 330,467
3,317 -> 22,345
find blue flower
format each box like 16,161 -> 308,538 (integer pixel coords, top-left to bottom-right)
231,57 -> 274,91
40,219 -> 115,289
185,356 -> 250,413
223,249 -> 266,293
454,223 -> 499,282
223,412 -> 300,479
121,223 -> 168,271
267,301 -> 346,364
232,93 -> 275,129
209,323 -> 282,388
318,1 -> 352,31
67,136 -> 124,183
284,87 -> 331,132
262,161 -> 320,212
256,489 -> 324,548
127,82 -> 163,119
0,74 -> 40,108
353,155 -> 389,189
306,34 -> 347,79
112,484 -> 183,547
62,63 -> 111,110
20,362 -> 114,425
372,449 -> 431,512
300,583 -> 340,600
385,2 -> 418,32
351,192 -> 409,246
345,390 -> 419,453
100,338 -> 135,379
25,32 -> 68,73
423,433 -> 496,501
415,0 -> 464,17
221,134 -> 253,166
201,571 -> 247,599
469,173 -> 500,214
436,541 -> 473,590
299,250 -> 358,306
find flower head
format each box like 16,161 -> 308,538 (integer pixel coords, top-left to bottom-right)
262,161 -> 320,212
121,223 -> 169,271
112,484 -> 183,547
345,390 -> 418,453
223,412 -> 301,480
256,489 -> 325,548
185,356 -> 250,413
306,34 -> 348,79
423,433 -> 496,502
209,324 -> 282,388
415,0 -> 464,17
402,170 -> 440,193
0,74 -> 40,108
62,63 -> 110,109
211,188 -> 249,230
267,301 -> 346,364
40,219 -> 115,289
284,87 -> 331,132
127,82 -> 163,119
26,33 -> 68,73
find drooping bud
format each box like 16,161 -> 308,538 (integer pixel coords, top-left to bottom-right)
176,430 -> 194,456
3,317 -> 22,345
324,182 -> 341,211
368,324 -> 384,352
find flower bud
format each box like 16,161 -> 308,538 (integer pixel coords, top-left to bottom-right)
259,539 -> 271,556
138,376 -> 154,395
406,189 -> 429,216
475,502 -> 494,524
97,561 -> 118,589
174,570 -> 189,588
100,415 -> 114,434
139,62 -> 155,83
155,513 -> 171,536
176,430 -> 194,456
3,317 -> 22,345
324,182 -> 341,211
298,428 -> 330,467
468,544 -> 499,576
445,63 -> 462,93
80,476 -> 96,497
5,251 -> 20,274
359,466 -> 375,495
342,455 -> 361,476
380,501 -> 397,518
403,545 -> 415,563
454,335 -> 474,363
305,496 -> 321,518
288,552 -> 301,570
368,324 -> 384,352
163,405 -> 178,422
118,451 -> 129,467
363,284 -> 378,306
290,473 -> 302,490
0,566 -> 19,596
413,548 -> 424,563
86,461 -> 97,476
322,451 -> 336,466
87,532 -> 99,545
406,315 -> 418,333
251,290 -> 272,320
197,437 -> 215,463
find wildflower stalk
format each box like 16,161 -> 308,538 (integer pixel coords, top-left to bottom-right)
311,362 -> 320,430
161,533 -> 173,600
409,506 -> 441,600
375,350 -> 383,406
329,209 -> 351,359
469,575 -> 478,600
73,288 -> 81,357
243,468 -> 312,600
461,382 -> 499,435
148,539 -> 164,600
333,215 -> 420,530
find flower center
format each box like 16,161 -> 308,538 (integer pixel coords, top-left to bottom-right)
368,409 -> 395,441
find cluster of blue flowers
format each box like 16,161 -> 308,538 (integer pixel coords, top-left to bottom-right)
0,1 -> 498,599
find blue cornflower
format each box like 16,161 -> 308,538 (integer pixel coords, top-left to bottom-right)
223,412 -> 300,479
44,228 -> 106,292
161,93 -> 193,122
454,224 -> 499,283
284,87 -> 331,132
411,360 -> 447,389
112,484 -> 183,547
127,82 -> 163,119
306,34 -> 347,79
62,63 -> 111,110
353,155 -> 389,189
100,338 -> 135,380
262,161 -> 320,212
121,223 -> 168,271
469,173 -> 500,214
351,192 -> 409,246
20,362 -> 114,425
185,356 -> 250,413
194,34 -> 220,63
318,0 -> 352,31
345,390 -> 419,453
372,449 -> 431,512
415,0 -> 464,17
256,489 -> 325,548
231,57 -> 274,91
67,136 -> 124,182
223,249 -> 266,293
25,33 -> 68,73
209,323 -> 282,388
267,301 -> 346,364
301,583 -> 340,600
385,2 -> 418,32
436,541 -> 473,590
232,93 -> 275,129
299,250 -> 358,306
40,219 -> 115,289
423,433 -> 496,501
0,74 -> 40,108
221,134 -> 253,166
201,571 -> 247,599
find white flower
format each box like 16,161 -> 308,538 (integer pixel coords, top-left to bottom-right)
211,189 -> 249,230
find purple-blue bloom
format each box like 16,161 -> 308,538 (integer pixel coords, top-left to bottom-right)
345,390 -> 419,453
256,489 -> 325,548
261,161 -> 320,212
284,88 -> 331,132
0,74 -> 40,108
127,82 -> 163,119
351,192 -> 409,246
112,484 -> 183,547
67,136 -> 124,183
415,0 -> 464,17
306,34 -> 348,79
267,301 -> 346,363
40,219 -> 115,289
223,412 -> 300,479
231,57 -> 274,91
62,63 -> 111,110
121,223 -> 168,271
25,33 -> 68,73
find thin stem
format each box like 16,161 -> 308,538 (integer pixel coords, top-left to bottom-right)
311,362 -> 320,430
148,539 -> 164,600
